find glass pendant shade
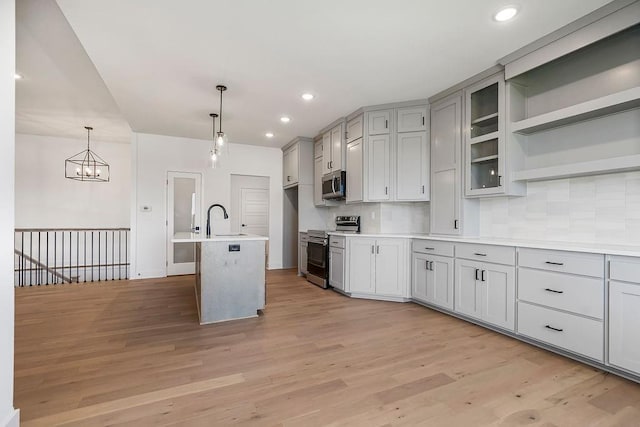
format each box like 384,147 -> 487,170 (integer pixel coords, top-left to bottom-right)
65,126 -> 110,182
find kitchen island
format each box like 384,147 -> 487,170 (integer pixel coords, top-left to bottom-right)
172,232 -> 268,324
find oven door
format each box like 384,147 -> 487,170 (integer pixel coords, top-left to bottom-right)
307,240 -> 328,280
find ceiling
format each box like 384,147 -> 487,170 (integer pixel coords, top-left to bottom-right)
16,0 -> 131,143
18,0 -> 614,147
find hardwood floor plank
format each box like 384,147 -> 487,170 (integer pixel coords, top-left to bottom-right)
14,270 -> 640,426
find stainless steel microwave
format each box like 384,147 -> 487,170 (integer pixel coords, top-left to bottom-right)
322,170 -> 346,200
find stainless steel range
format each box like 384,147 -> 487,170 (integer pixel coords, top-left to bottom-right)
306,216 -> 360,288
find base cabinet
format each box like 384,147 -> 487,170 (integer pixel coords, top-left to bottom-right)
454,259 -> 515,331
300,241 -> 308,275
329,247 -> 345,291
609,280 -> 640,375
412,253 -> 453,310
348,237 -> 408,298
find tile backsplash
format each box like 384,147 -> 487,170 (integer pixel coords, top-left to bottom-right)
325,202 -> 429,234
479,171 -> 640,245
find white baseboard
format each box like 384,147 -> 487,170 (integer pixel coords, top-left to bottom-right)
1,408 -> 19,427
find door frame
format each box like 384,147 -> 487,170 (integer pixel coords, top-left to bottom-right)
167,171 -> 203,276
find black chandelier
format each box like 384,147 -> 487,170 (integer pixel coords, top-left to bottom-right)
65,126 -> 110,182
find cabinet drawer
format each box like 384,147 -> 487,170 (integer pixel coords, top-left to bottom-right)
412,240 -> 454,257
517,302 -> 603,361
518,248 -> 604,278
330,236 -> 346,249
456,243 -> 515,265
610,256 -> 640,283
518,268 -> 604,319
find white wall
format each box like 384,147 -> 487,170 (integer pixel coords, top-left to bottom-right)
0,0 -> 18,425
479,171 -> 640,245
15,133 -> 131,228
131,133 -> 283,278
323,202 -> 429,234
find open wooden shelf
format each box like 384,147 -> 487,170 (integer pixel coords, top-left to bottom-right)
513,154 -> 640,182
511,87 -> 640,135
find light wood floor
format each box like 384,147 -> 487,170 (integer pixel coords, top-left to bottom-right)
14,269 -> 640,426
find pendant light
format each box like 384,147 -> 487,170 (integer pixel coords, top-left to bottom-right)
209,113 -> 220,168
65,126 -> 110,182
216,85 -> 228,147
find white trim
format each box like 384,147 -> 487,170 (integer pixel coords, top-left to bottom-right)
1,408 -> 19,427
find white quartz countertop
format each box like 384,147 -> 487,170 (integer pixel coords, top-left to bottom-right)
326,231 -> 640,257
172,232 -> 269,243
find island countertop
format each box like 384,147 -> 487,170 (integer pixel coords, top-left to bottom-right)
172,232 -> 269,243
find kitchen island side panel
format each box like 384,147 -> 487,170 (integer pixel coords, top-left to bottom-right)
199,240 -> 266,324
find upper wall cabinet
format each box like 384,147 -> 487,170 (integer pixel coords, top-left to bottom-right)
504,22 -> 640,183
361,103 -> 429,203
368,110 -> 391,135
346,114 -> 363,143
321,121 -> 346,176
463,72 -> 525,198
397,106 -> 427,133
282,137 -> 314,189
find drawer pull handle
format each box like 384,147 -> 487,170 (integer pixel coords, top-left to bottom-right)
544,288 -> 564,294
474,253 -> 487,257
545,261 -> 564,266
424,247 -> 435,250
545,325 -> 563,332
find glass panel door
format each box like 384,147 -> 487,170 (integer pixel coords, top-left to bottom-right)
167,172 -> 202,275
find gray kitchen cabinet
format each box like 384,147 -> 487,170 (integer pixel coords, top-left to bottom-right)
367,133 -> 391,201
397,106 -> 427,133
367,109 -> 391,135
454,258 -> 515,331
412,252 -> 453,310
396,131 -> 429,201
346,138 -> 363,203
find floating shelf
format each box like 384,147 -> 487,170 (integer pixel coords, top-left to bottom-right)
471,112 -> 498,126
513,154 -> 640,182
511,87 -> 640,135
471,154 -> 499,164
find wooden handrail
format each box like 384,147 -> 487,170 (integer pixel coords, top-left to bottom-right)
15,227 -> 130,232
14,249 -> 72,283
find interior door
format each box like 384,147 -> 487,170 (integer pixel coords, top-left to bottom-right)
240,188 -> 269,236
167,171 -> 202,276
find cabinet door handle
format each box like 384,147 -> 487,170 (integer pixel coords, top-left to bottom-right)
498,175 -> 503,186
376,245 -> 380,254
474,253 -> 487,257
545,325 -> 563,332
371,245 -> 375,254
545,261 -> 564,266
481,270 -> 486,282
426,260 -> 429,270
421,185 -> 425,194
422,116 -> 425,126
545,288 -> 564,294
475,269 -> 480,281
385,119 -> 388,129
429,261 -> 434,271
454,220 -> 459,230
385,186 -> 388,195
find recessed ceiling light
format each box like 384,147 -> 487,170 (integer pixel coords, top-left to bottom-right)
265,132 -> 274,138
14,73 -> 22,79
280,116 -> 291,123
494,6 -> 518,22
301,93 -> 314,101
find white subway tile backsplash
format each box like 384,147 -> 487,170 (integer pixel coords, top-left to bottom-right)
479,171 -> 640,245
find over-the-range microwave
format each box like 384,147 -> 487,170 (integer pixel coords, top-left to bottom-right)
322,170 -> 346,200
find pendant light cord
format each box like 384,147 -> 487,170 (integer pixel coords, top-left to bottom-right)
218,87 -> 223,134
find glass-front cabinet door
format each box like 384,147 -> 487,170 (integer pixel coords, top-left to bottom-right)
464,73 -> 505,197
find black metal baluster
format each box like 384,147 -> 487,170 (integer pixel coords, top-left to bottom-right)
98,231 -> 101,282
37,232 -> 41,285
76,231 -> 79,283
91,231 -> 94,282
29,232 -> 32,286
125,231 -> 128,279
46,232 -> 49,285
118,230 -> 122,280
112,230 -> 115,280
61,231 -> 65,285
